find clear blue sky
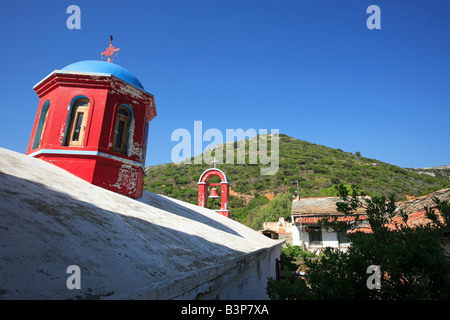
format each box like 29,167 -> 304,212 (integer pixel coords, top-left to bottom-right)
0,0 -> 449,168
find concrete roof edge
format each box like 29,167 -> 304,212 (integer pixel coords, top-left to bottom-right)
131,240 -> 285,300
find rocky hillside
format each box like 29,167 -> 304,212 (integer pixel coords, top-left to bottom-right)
408,165 -> 450,181
144,134 -> 450,229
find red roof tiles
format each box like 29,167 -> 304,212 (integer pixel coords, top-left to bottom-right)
294,214 -> 368,225
349,209 -> 442,234
291,197 -> 368,215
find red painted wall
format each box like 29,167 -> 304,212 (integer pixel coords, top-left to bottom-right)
27,71 -> 156,199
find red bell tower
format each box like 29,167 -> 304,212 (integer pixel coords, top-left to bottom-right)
198,159 -> 231,217
26,39 -> 156,199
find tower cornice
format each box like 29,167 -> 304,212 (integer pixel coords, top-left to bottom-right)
33,71 -> 156,121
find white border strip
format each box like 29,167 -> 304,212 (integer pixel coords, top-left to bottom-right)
28,149 -> 145,171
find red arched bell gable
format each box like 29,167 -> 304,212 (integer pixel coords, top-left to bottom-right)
198,168 -> 229,184
198,168 -> 230,218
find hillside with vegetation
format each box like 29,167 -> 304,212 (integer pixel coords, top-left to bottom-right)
407,165 -> 450,181
144,134 -> 450,230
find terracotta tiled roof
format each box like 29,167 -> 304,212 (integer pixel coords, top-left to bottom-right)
291,197 -> 367,215
294,214 -> 368,226
291,189 -> 449,231
391,210 -> 431,229
349,209 -> 442,234
349,188 -> 449,234
395,188 -> 450,214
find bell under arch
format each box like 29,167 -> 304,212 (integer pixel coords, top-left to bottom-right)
198,168 -> 230,218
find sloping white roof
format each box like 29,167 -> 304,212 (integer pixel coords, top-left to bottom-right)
0,148 -> 280,299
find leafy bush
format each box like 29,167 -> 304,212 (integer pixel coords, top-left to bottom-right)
267,186 -> 450,300
174,176 -> 190,185
266,277 -> 313,300
249,193 -> 291,229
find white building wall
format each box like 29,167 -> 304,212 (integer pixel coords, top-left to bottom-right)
184,244 -> 282,300
292,225 -> 301,246
292,226 -> 349,253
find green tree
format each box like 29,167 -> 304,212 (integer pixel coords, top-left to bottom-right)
267,184 -> 450,299
266,244 -> 319,300
249,193 -> 292,230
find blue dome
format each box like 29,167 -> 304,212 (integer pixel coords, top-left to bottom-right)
61,60 -> 144,89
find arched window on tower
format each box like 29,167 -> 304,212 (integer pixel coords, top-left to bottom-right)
32,99 -> 50,150
142,119 -> 149,164
112,106 -> 132,154
65,98 -> 90,147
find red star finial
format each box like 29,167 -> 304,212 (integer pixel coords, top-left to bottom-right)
101,35 -> 120,63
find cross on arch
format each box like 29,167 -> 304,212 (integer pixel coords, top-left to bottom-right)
211,157 -> 219,168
